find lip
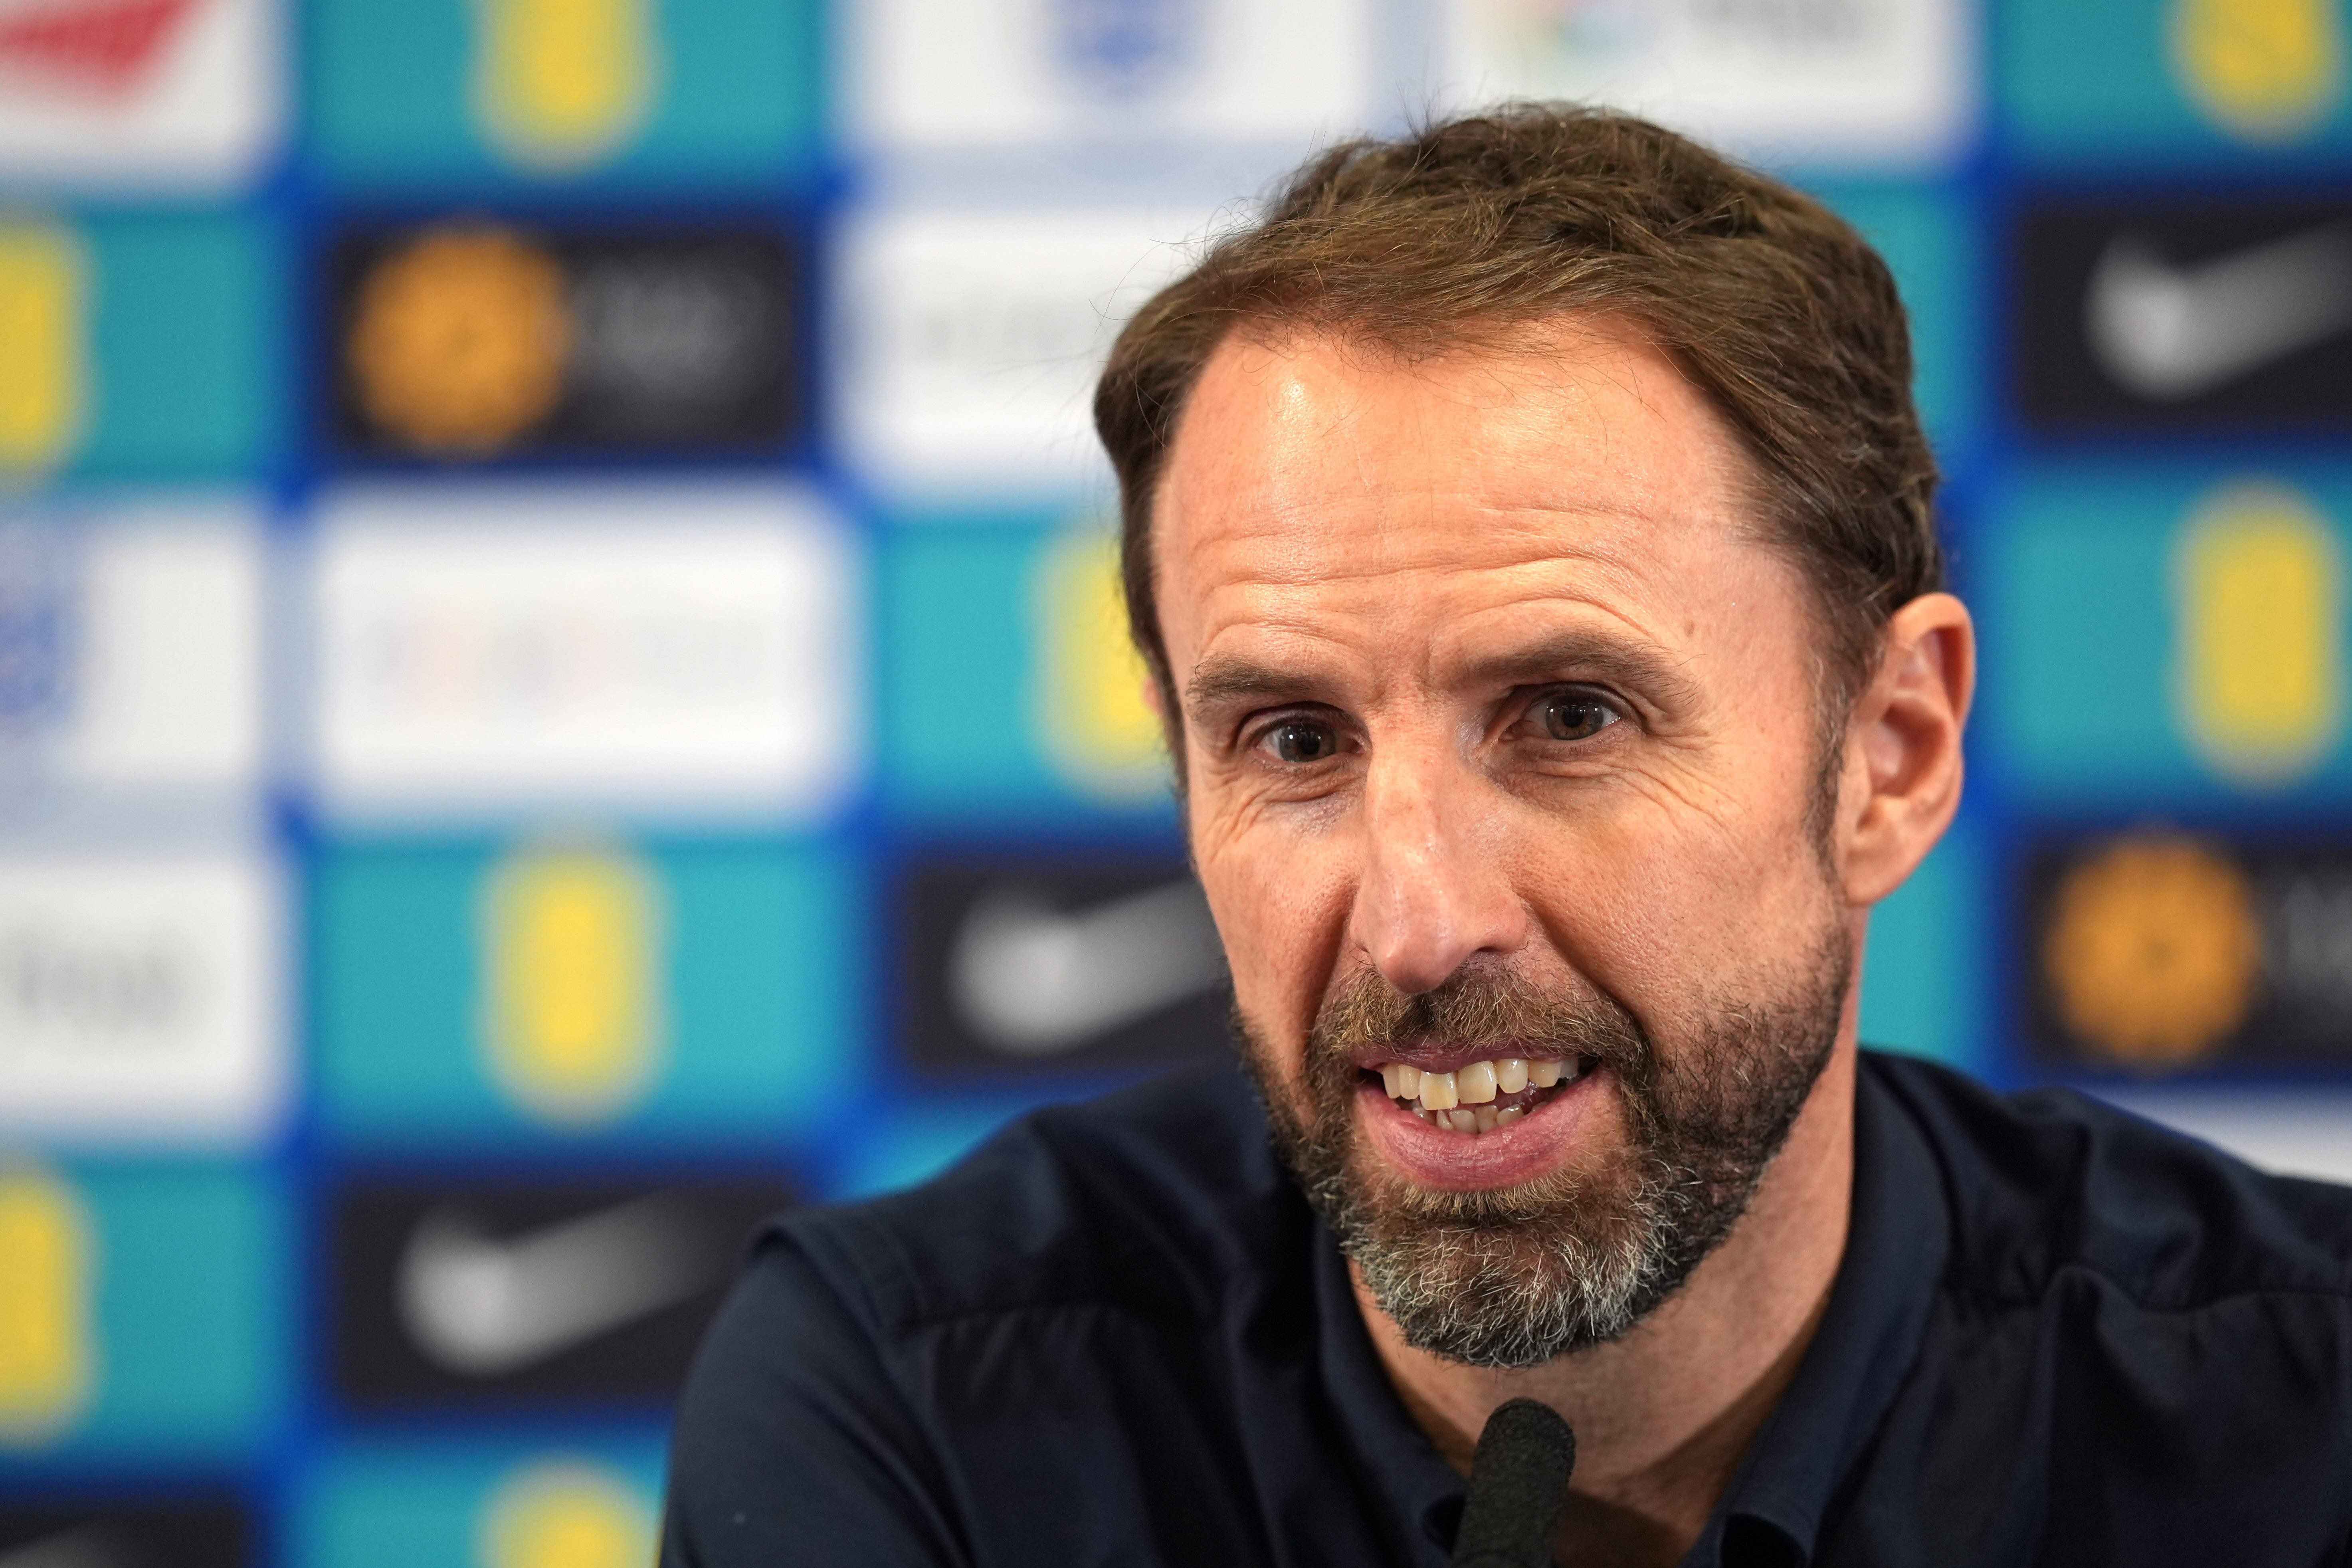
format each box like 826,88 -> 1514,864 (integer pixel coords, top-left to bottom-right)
1353,1063 -> 1608,1191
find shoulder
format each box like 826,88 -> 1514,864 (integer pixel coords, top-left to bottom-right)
1834,1056 -> 2352,1554
664,1067 -> 1305,1566
1861,1050 -> 2352,1312
772,1064 -> 1301,1332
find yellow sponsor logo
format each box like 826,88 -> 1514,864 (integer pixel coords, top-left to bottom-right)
472,0 -> 663,174
2172,0 -> 2345,142
0,1166 -> 95,1446
0,220 -> 87,481
347,226 -> 574,456
477,1458 -> 655,1568
1032,523 -> 1167,802
478,843 -> 665,1128
2042,835 -> 2262,1069
2174,481 -> 2344,786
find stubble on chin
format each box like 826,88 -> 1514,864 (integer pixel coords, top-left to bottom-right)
1231,936 -> 1849,1370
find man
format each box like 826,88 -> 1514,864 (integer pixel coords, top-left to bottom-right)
665,108 -> 2352,1566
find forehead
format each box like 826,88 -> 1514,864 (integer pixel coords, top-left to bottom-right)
1152,323 -> 1792,672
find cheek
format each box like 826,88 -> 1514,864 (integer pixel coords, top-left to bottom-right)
1515,774 -> 1830,1016
1193,800 -> 1357,1061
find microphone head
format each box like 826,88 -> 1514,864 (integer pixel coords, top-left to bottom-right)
1449,1398 -> 1578,1568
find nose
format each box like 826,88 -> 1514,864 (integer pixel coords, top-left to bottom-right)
1348,742 -> 1528,996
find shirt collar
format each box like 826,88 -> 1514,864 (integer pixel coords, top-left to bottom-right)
1309,1054 -> 1950,1568
1682,1055 -> 1950,1566
1313,1224 -> 1465,1564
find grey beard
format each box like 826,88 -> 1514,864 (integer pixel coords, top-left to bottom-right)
1319,1142 -> 1688,1368
1235,929 -> 1851,1370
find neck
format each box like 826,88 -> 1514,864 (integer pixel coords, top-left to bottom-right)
1354,1036 -> 1858,1568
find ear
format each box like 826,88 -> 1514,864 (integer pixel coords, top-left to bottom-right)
1836,592 -> 1975,907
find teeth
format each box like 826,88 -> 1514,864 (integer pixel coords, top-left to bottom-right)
1388,1056 -> 1581,1125
1423,1105 -> 1516,1134
1411,1099 -> 1529,1134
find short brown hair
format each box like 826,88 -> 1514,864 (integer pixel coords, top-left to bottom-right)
1095,104 -> 1942,738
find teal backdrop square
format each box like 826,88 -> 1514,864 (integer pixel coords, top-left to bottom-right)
75,211 -> 281,481
0,1164 -> 293,1469
1980,461 -> 2352,808
2000,0 -> 2352,164
297,1435 -> 667,1568
311,838 -> 860,1150
1856,824 -> 1990,1074
879,515 -> 1178,832
308,0 -> 823,189
1814,183 -> 1982,465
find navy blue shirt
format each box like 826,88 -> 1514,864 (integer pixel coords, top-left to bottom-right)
663,1053 -> 2352,1565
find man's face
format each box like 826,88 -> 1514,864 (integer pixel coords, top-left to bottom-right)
1153,323 -> 1858,1367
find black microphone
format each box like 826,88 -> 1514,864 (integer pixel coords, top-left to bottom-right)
1449,1398 -> 1578,1568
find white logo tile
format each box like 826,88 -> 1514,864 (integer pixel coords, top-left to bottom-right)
843,0 -> 1374,152
309,483 -> 861,820
0,499 -> 267,806
0,848 -> 284,1144
834,206 -> 1205,496
1438,0 -> 1974,170
0,0 -> 283,191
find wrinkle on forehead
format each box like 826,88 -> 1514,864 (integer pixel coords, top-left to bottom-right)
1184,551 -> 1695,717
1157,325 -> 1758,596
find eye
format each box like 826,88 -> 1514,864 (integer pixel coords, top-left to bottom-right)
1531,692 -> 1617,742
1261,720 -> 1340,764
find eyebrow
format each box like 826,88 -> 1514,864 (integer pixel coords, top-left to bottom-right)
1183,627 -> 1703,721
1184,657 -> 1324,715
1455,629 -> 1705,715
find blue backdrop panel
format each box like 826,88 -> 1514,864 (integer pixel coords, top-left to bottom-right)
309,0 -> 824,190
1982,463 -> 2352,810
296,1436 -> 667,1568
2003,0 -> 2352,166
4,210 -> 286,483
312,838 -> 862,1152
1817,182 -> 1984,463
0,1162 -> 291,1471
880,513 -> 1180,833
1857,824 -> 1994,1073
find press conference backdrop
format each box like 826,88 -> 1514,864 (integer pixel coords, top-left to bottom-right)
0,0 -> 2346,1560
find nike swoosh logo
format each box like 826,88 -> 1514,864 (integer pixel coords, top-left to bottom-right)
949,878 -> 1225,1055
0,1529 -> 125,1568
396,1194 -> 712,1376
2086,222 -> 2352,400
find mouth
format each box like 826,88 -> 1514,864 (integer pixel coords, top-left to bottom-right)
1364,1055 -> 1589,1135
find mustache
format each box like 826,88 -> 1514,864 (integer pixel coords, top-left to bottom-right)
1309,962 -> 1654,1074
